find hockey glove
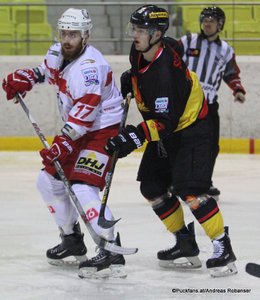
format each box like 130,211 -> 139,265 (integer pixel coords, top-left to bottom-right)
105,125 -> 145,158
39,135 -> 75,166
2,69 -> 36,100
120,69 -> 133,98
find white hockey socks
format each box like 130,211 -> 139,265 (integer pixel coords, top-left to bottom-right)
37,170 -> 115,240
37,170 -> 78,234
72,183 -> 115,241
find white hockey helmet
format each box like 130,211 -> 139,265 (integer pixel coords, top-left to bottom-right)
57,8 -> 93,37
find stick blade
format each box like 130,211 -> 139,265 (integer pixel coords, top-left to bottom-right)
104,242 -> 138,255
246,263 -> 260,278
98,217 -> 121,229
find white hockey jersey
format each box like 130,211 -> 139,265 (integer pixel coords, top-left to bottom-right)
37,43 -> 123,137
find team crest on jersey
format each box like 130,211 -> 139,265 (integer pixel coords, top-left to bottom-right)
75,150 -> 108,177
155,97 -> 169,113
82,67 -> 99,86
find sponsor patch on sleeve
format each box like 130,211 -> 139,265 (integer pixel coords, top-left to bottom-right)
82,67 -> 99,87
155,97 -> 169,113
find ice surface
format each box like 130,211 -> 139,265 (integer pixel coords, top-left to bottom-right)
0,152 -> 260,300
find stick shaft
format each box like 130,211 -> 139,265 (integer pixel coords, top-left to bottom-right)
15,93 -> 137,255
98,93 -> 131,225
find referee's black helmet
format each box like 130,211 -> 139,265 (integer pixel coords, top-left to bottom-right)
200,7 -> 226,31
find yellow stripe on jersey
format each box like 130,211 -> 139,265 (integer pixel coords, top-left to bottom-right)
175,71 -> 205,132
200,211 -> 224,240
145,119 -> 160,141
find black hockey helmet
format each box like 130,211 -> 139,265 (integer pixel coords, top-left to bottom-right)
200,6 -> 226,31
130,5 -> 169,34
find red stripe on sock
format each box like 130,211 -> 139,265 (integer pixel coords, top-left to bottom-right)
198,206 -> 219,223
160,201 -> 180,220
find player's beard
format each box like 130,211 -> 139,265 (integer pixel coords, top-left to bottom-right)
61,41 -> 84,61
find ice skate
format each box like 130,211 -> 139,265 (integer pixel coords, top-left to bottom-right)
78,232 -> 126,279
206,227 -> 237,277
207,185 -> 220,201
47,223 -> 87,266
157,222 -> 202,269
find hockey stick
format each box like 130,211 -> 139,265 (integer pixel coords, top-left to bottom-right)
245,263 -> 260,278
98,93 -> 132,229
15,92 -> 137,255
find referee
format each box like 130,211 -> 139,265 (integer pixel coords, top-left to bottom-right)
179,6 -> 246,199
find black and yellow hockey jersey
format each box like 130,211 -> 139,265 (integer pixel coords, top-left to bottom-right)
129,37 -> 208,141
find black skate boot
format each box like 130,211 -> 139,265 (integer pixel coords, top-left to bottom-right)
47,222 -> 87,266
78,232 -> 126,279
157,222 -> 202,269
206,226 -> 237,277
207,185 -> 220,201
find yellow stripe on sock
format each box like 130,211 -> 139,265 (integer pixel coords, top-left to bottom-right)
162,205 -> 185,233
201,211 -> 224,240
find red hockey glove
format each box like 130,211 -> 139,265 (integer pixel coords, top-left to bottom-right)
39,135 -> 75,166
105,125 -> 145,158
2,69 -> 36,100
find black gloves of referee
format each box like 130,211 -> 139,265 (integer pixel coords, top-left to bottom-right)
105,125 -> 145,158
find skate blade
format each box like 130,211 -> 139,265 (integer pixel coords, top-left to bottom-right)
78,264 -> 127,279
159,256 -> 202,269
48,254 -> 87,267
209,262 -> 238,278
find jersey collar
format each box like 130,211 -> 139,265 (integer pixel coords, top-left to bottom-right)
138,46 -> 164,73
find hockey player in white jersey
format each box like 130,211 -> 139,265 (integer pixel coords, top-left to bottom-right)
2,8 -> 126,279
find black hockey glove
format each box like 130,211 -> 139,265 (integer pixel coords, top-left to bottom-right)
120,69 -> 133,98
105,125 -> 145,158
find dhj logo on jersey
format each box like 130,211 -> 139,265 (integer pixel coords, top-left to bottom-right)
82,67 -> 99,87
86,208 -> 98,221
75,150 -> 108,177
155,97 -> 169,113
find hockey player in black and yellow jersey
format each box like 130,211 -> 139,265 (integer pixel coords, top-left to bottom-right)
105,5 -> 237,277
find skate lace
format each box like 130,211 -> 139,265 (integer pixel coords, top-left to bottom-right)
211,240 -> 225,259
51,244 -> 64,254
161,244 -> 178,254
91,247 -> 108,262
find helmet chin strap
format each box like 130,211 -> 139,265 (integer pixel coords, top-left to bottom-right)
140,33 -> 162,53
79,34 -> 89,55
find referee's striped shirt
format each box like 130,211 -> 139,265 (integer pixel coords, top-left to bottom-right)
180,33 -> 239,104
